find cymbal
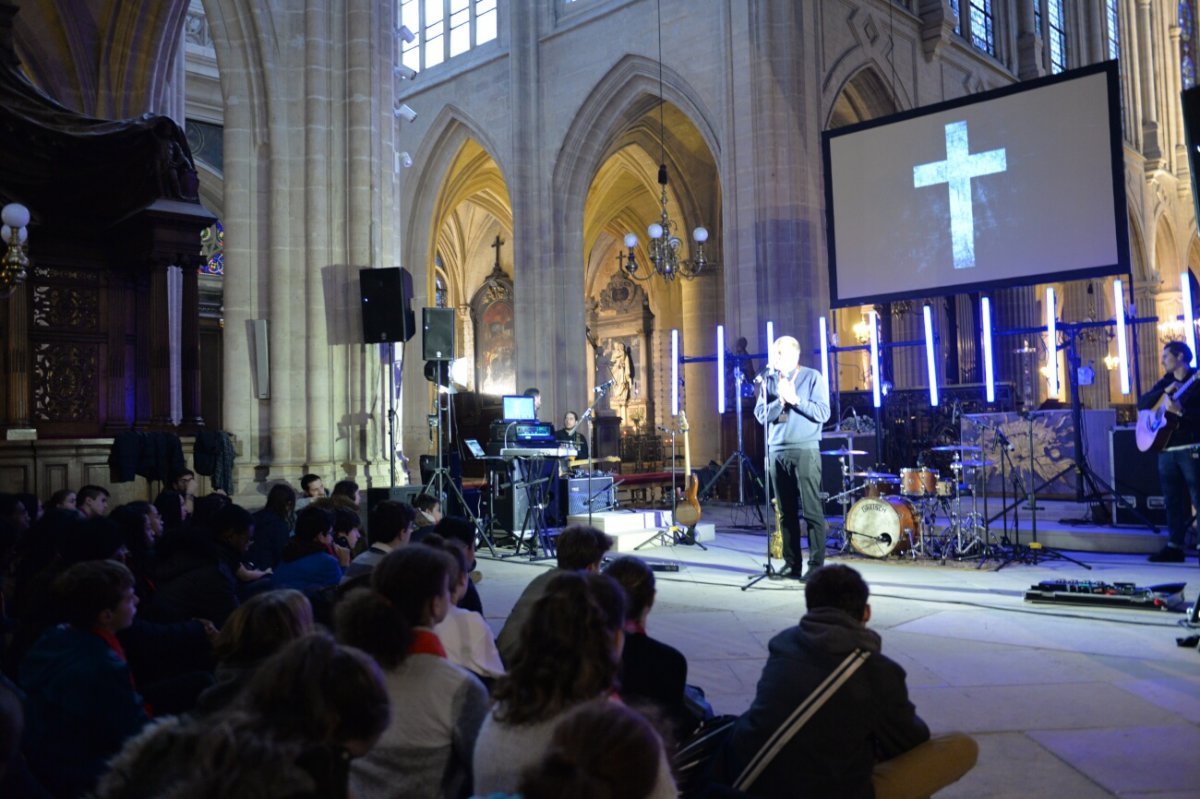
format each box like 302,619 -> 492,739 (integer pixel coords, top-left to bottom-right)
820,448 -> 867,456
929,445 -> 983,452
960,459 -> 995,468
849,471 -> 899,480
822,430 -> 868,438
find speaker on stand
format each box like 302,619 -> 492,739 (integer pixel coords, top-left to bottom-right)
360,268 -> 415,488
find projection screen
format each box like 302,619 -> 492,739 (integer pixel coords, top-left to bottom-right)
822,61 -> 1128,308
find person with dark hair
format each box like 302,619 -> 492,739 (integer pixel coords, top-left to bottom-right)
19,560 -> 148,797
433,516 -> 484,613
425,535 -> 505,682
153,489 -> 187,537
144,503 -> 253,627
475,571 -> 675,797
603,556 -> 693,739
14,493 -> 41,526
496,524 -> 612,664
332,507 -> 362,552
524,386 -> 542,419
518,700 -> 664,799
554,410 -> 589,461
296,474 -> 326,511
169,469 -> 197,516
247,483 -> 296,571
272,506 -> 343,594
46,489 -> 76,514
343,501 -> 414,583
331,480 -> 362,507
0,494 -> 30,535
411,494 -> 442,539
1139,340 -> 1200,562
95,634 -> 390,799
724,564 -> 977,799
195,589 -> 315,715
336,546 -> 488,799
77,485 -> 111,518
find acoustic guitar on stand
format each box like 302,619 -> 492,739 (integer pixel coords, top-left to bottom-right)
674,411 -> 702,536
1136,371 -> 1200,452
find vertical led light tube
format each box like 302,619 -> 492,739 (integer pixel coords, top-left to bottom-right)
717,325 -> 726,414
1113,279 -> 1131,394
869,310 -> 881,408
1045,287 -> 1059,399
671,328 -> 680,416
818,316 -> 829,387
766,321 -> 775,357
1182,270 -> 1198,368
923,304 -> 939,406
981,296 -> 995,403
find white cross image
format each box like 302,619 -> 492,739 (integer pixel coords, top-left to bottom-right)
913,120 -> 1007,270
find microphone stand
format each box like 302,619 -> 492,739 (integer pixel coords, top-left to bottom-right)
582,382 -> 610,527
744,369 -> 780,590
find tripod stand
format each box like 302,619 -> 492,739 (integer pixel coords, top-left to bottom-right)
423,380 -> 496,556
700,368 -> 766,528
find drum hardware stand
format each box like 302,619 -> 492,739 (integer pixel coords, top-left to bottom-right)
700,368 -> 766,529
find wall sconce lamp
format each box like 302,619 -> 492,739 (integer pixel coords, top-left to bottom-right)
1,202 -> 30,295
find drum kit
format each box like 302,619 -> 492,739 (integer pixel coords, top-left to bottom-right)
821,441 -> 997,562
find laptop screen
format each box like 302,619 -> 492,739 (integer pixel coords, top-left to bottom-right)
502,394 -> 537,421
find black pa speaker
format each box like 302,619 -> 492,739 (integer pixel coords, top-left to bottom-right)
359,268 -> 415,344
422,307 -> 456,361
1184,86 -> 1200,221
1109,427 -> 1168,525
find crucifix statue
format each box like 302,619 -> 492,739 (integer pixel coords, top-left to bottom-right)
491,234 -> 504,270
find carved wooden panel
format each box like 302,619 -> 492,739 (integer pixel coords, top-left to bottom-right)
32,342 -> 99,422
32,284 -> 101,331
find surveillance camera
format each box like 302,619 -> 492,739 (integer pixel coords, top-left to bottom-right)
398,25 -> 415,43
394,103 -> 417,123
398,151 -> 413,169
393,64 -> 417,81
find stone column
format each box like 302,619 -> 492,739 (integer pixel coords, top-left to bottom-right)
1016,0 -> 1045,80
1136,0 -> 1163,165
680,273 -> 719,464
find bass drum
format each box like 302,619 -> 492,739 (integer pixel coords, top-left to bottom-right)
844,496 -> 918,558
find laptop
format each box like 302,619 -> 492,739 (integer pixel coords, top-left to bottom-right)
465,438 -> 487,459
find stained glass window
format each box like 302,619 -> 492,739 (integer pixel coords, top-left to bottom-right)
1182,1 -> 1197,89
399,0 -> 497,73
199,220 -> 224,276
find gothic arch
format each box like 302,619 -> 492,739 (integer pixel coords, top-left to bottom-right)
823,63 -> 909,131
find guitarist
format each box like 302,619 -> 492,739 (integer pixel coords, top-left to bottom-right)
754,335 -> 831,580
1138,341 -> 1200,563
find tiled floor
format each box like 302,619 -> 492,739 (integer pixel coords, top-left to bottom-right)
476,507 -> 1200,798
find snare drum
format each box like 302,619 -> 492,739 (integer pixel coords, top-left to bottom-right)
845,496 -> 918,558
900,467 -> 938,496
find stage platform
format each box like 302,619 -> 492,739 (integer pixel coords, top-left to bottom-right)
477,502 -> 1200,798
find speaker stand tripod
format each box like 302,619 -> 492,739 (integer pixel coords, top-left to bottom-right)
423,383 -> 496,556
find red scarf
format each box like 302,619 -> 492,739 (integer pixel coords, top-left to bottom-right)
94,626 -> 154,718
408,628 -> 447,658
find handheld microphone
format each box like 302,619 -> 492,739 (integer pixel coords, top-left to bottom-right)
594,379 -> 615,394
752,366 -> 778,385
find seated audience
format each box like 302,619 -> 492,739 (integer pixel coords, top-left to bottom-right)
77,485 -> 111,518
433,516 -> 484,614
411,494 -> 442,540
169,469 -> 197,516
724,564 -> 978,799
94,634 -> 389,799
331,480 -> 362,508
46,489 -> 76,514
424,535 -> 505,683
518,700 -> 664,799
473,571 -> 676,798
604,555 -> 693,740
496,524 -> 611,664
14,493 -> 43,526
295,473 -> 326,511
337,545 -> 488,799
332,507 -> 363,563
19,560 -> 148,797
342,500 -> 413,583
272,506 -> 343,594
247,483 -> 296,571
0,494 -> 31,535
196,589 -> 315,715
152,489 -> 188,537
144,503 -> 253,627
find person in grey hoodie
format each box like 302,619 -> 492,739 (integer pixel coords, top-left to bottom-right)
724,565 -> 977,799
754,334 -> 831,579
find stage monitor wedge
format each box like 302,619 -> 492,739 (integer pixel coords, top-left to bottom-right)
822,61 -> 1129,308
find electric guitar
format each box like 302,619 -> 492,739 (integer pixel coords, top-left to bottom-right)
1136,371 -> 1200,452
675,412 -> 702,530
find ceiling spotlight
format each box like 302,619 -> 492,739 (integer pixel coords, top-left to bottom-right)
398,151 -> 413,169
398,25 -> 415,43
394,64 -> 417,81
394,103 -> 417,123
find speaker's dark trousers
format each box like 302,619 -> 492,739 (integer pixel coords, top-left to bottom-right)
771,446 -> 825,570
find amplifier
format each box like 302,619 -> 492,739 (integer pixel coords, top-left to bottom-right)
1109,427 -> 1168,526
562,476 -> 615,516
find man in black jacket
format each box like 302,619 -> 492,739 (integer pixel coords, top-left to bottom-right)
725,565 -> 977,799
1138,341 -> 1200,562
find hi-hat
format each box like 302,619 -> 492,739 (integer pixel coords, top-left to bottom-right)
960,458 -> 995,468
930,444 -> 982,452
820,447 -> 867,456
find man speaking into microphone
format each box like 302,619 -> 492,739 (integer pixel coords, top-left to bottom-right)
754,335 -> 831,580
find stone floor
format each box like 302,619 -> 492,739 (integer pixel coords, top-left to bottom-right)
475,506 -> 1200,798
